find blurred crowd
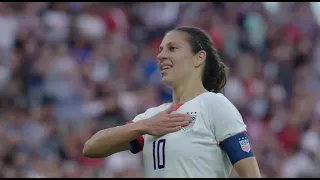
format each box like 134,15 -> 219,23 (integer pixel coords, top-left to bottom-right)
0,2 -> 319,178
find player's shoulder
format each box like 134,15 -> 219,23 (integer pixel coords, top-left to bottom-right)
199,92 -> 231,105
144,103 -> 172,116
200,92 -> 240,114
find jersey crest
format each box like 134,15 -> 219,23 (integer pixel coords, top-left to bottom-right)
183,112 -> 197,130
238,137 -> 251,153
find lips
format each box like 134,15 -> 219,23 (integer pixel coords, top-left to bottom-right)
160,64 -> 173,72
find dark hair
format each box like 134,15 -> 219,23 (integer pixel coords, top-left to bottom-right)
174,26 -> 228,93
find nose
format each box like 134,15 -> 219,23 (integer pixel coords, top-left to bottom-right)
157,51 -> 168,62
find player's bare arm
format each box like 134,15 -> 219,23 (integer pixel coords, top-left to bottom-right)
219,131 -> 262,178
233,157 -> 261,178
83,122 -> 145,158
83,108 -> 191,158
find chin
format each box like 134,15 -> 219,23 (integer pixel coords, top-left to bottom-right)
161,76 -> 175,88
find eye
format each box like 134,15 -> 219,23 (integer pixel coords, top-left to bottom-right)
169,46 -> 178,52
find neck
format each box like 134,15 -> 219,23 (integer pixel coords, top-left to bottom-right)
172,77 -> 207,105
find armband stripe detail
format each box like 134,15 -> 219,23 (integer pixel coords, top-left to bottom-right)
219,131 -> 254,165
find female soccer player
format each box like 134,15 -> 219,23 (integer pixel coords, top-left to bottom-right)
83,26 -> 261,178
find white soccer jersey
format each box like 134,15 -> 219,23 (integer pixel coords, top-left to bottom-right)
129,92 -> 248,178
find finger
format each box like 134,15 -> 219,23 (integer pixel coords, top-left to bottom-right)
165,126 -> 182,133
168,113 -> 191,118
169,116 -> 192,122
168,121 -> 191,127
167,118 -> 192,125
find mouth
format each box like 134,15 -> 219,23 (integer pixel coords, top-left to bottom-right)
160,65 -> 173,73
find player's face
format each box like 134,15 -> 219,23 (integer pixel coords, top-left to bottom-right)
157,31 -> 197,87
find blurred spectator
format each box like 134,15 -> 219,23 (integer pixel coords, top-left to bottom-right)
0,2 -> 319,178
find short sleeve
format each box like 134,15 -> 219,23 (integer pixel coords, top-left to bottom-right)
209,94 -> 247,143
131,113 -> 146,123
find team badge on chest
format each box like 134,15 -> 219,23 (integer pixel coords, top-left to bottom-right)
182,112 -> 197,130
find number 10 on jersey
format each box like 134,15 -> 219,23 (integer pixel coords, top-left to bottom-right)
152,139 -> 166,170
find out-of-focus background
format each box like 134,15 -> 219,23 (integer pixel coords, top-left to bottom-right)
0,2 -> 319,178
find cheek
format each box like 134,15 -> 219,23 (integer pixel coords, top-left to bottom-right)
172,57 -> 193,75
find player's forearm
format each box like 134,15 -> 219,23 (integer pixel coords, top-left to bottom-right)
238,171 -> 261,178
234,157 -> 261,178
83,122 -> 146,158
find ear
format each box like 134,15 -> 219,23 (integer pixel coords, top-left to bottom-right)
194,50 -> 206,67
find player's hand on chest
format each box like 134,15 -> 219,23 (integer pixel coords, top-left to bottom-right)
144,109 -> 211,153
142,108 -> 193,137
142,107 -> 216,172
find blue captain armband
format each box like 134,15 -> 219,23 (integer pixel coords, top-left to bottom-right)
219,132 -> 254,165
